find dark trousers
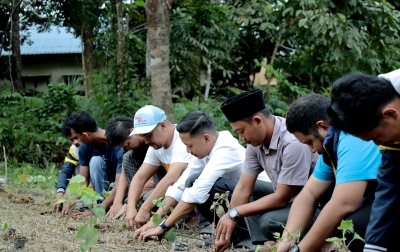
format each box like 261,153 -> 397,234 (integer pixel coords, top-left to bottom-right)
185,174 -> 250,245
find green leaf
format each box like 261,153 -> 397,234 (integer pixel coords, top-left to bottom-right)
338,220 -> 354,233
326,237 -> 342,243
69,175 -> 86,184
164,227 -> 177,242
2,222 -> 8,233
92,206 -> 106,218
76,225 -> 98,248
299,18 -> 308,27
80,195 -> 93,207
54,197 -> 67,205
353,232 -> 366,243
4,189 -> 14,194
152,214 -> 163,226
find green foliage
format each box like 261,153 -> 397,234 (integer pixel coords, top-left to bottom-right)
0,83 -> 76,165
78,71 -> 151,127
152,197 -> 167,208
77,225 -> 99,252
150,197 -> 176,242
255,226 -> 301,252
152,214 -> 163,226
170,1 -> 239,96
57,175 -> 105,251
326,219 -> 365,250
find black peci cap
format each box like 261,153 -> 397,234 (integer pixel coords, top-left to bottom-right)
220,89 -> 266,122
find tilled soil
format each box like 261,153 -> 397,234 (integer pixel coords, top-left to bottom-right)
0,185 -> 214,251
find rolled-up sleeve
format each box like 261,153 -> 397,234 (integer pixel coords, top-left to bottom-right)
166,156 -> 203,202
181,148 -> 243,204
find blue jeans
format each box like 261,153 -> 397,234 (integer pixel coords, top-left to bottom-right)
89,156 -> 115,202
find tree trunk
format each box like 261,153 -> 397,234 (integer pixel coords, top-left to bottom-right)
116,0 -> 125,102
81,27 -> 94,98
11,0 -> 23,92
146,0 -> 175,123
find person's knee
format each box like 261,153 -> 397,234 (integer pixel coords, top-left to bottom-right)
185,173 -> 201,188
89,156 -> 105,173
259,215 -> 285,240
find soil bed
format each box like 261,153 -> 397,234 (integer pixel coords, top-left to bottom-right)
0,185 -> 211,251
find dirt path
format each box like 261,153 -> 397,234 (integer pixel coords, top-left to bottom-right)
0,186 -> 210,251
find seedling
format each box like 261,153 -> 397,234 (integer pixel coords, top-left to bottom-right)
1,222 -> 8,234
150,197 -> 177,242
55,175 -> 105,252
255,226 -> 300,252
326,219 -> 365,251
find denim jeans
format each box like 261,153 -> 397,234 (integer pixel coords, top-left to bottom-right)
89,156 -> 114,202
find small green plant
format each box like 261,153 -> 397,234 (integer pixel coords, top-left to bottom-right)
150,197 -> 177,242
326,220 -> 365,252
1,221 -> 8,234
55,175 -> 105,252
255,226 -> 301,252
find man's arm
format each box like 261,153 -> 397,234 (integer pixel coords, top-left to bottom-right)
106,166 -> 128,217
277,175 -> 333,251
125,162 -> 160,229
215,173 -> 258,252
54,146 -> 78,211
79,166 -> 90,186
134,162 -> 188,226
299,180 -> 367,251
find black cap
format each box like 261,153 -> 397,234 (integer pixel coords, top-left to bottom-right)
220,89 -> 266,122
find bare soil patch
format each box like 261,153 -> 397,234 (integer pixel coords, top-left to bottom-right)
0,185 -> 212,251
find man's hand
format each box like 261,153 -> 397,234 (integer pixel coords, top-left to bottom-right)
276,239 -> 292,252
134,220 -> 156,239
134,208 -> 151,228
74,210 -> 93,217
138,226 -> 164,242
61,202 -> 76,215
215,213 -> 236,252
125,207 -> 138,230
106,203 -> 127,219
53,192 -> 65,212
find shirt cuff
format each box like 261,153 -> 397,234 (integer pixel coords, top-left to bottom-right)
180,187 -> 210,204
364,244 -> 387,252
165,185 -> 183,202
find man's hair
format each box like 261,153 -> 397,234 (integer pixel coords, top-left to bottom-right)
286,94 -> 331,136
240,108 -> 272,124
105,116 -> 134,146
176,111 -> 217,137
61,118 -> 72,138
328,72 -> 398,134
67,111 -> 98,134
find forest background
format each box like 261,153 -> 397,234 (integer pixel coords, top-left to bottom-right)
0,0 -> 400,170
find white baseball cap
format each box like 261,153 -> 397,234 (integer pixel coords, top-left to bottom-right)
378,68 -> 400,94
129,105 -> 167,136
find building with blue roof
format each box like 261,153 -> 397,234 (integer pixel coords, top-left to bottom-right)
1,26 -> 83,92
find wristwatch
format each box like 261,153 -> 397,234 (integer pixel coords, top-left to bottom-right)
228,208 -> 240,221
289,244 -> 300,252
159,220 -> 172,231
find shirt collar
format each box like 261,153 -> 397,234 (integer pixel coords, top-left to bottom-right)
261,116 -> 280,151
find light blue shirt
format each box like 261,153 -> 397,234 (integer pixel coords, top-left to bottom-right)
313,131 -> 381,184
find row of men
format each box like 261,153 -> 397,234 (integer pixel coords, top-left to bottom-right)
52,68 -> 400,252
